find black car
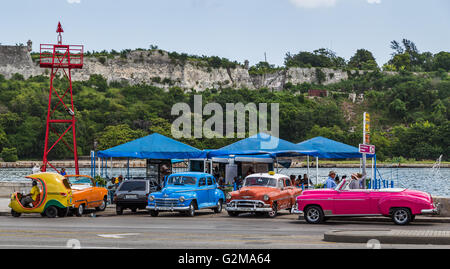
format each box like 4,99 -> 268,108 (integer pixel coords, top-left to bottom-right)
114,180 -> 159,215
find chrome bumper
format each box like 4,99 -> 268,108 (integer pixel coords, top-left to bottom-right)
290,208 -> 303,214
421,203 -> 441,215
225,206 -> 272,212
226,200 -> 272,212
146,205 -> 190,211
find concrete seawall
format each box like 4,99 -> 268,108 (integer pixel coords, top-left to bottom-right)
0,181 -> 448,216
0,182 -> 32,198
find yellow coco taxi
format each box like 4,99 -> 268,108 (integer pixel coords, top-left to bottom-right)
9,172 -> 73,218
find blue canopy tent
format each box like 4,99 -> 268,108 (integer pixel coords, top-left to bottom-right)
207,133 -> 317,159
95,133 -> 206,178
295,136 -> 376,186
295,136 -> 374,159
206,133 -> 317,181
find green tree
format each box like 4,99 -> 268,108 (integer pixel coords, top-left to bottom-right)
434,51 -> 450,71
97,124 -> 147,150
388,99 -> 407,119
390,53 -> 412,71
348,49 -> 379,70
1,147 -> 18,162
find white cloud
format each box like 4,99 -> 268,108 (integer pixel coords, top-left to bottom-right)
67,0 -> 81,4
289,0 -> 337,9
289,0 -> 382,8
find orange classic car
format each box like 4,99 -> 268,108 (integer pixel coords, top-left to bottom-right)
66,175 -> 108,216
225,172 -> 302,218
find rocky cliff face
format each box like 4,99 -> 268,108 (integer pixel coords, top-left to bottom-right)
0,46 -> 350,91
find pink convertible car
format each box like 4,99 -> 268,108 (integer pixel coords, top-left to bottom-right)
292,179 -> 440,225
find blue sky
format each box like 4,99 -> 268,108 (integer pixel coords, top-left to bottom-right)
1,0 -> 449,67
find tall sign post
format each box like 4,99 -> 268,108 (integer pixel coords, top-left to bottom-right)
361,112 -> 370,188
40,22 -> 84,174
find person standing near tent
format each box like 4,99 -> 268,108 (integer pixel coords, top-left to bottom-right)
326,171 -> 337,189
349,173 -> 366,189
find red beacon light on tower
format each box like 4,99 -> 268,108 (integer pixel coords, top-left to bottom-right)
39,22 -> 84,174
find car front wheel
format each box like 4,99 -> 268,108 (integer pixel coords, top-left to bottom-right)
391,208 -> 411,225
116,206 -> 123,215
267,203 -> 278,218
214,200 -> 223,213
186,201 -> 196,217
149,210 -> 159,217
11,209 -> 21,217
304,205 -> 325,224
227,211 -> 239,217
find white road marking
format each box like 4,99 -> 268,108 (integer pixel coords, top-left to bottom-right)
97,233 -> 140,239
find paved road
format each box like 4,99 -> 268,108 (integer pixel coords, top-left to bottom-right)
1,209 -> 450,249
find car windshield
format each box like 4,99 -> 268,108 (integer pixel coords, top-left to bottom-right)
244,177 -> 277,187
118,181 -> 146,191
67,176 -> 92,185
167,176 -> 197,186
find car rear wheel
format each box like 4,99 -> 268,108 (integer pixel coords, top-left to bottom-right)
45,206 -> 58,218
95,198 -> 107,211
391,208 -> 411,225
304,205 -> 325,224
214,200 -> 223,213
75,204 -> 84,217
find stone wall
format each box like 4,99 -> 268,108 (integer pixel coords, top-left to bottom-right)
0,45 -> 353,91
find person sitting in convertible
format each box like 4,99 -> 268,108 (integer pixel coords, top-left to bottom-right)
20,181 -> 40,208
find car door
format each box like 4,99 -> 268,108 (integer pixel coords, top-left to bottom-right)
196,177 -> 209,208
90,178 -> 103,207
333,189 -> 371,215
284,178 -> 301,209
206,176 -> 216,205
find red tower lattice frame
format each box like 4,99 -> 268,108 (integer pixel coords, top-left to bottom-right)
40,22 -> 84,174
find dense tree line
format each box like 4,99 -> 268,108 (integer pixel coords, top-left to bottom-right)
0,40 -> 449,162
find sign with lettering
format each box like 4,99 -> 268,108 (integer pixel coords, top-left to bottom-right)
359,144 -> 375,154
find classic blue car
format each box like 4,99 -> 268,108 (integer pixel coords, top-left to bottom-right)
146,172 -> 225,217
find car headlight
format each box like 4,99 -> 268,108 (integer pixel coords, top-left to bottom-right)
149,195 -> 154,202
226,193 -> 232,200
179,196 -> 185,203
263,195 -> 269,201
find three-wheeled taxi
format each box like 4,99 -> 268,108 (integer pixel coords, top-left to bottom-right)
9,172 -> 73,218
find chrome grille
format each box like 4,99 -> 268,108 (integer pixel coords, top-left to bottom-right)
154,198 -> 178,207
231,200 -> 265,208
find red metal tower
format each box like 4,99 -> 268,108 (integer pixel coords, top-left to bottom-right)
40,22 -> 84,174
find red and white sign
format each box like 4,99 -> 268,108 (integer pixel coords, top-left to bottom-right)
359,144 -> 375,154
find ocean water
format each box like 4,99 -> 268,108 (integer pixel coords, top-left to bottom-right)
1,167 -> 449,197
